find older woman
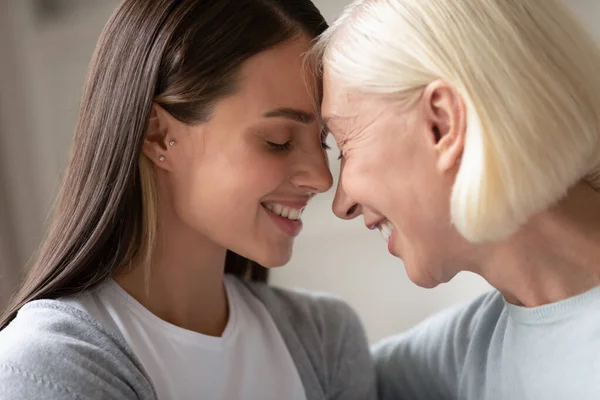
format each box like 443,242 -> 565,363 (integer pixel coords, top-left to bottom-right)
315,0 -> 600,399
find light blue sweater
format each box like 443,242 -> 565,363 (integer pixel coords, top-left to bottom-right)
0,279 -> 377,400
373,287 -> 600,400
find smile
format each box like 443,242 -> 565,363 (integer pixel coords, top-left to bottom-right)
261,203 -> 304,220
378,220 -> 395,243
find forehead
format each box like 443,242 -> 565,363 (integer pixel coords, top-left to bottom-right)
321,67 -> 384,135
232,37 -> 316,113
321,68 -> 352,124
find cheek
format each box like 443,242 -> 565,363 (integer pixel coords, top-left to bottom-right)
170,153 -> 288,226
238,155 -> 289,195
388,160 -> 454,244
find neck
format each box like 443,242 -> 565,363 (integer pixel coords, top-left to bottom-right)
471,183 -> 600,307
116,208 -> 228,336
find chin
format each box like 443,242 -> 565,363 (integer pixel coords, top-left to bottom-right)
253,249 -> 293,268
260,261 -> 287,268
404,260 -> 441,289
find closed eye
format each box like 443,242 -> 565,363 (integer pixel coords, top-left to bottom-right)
267,141 -> 293,152
321,129 -> 331,150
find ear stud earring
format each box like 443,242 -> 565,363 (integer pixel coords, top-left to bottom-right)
159,155 -> 165,161
169,140 -> 176,146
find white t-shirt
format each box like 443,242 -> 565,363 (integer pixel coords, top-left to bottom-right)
64,275 -> 307,400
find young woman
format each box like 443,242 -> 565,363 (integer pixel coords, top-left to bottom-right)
0,1 -> 376,399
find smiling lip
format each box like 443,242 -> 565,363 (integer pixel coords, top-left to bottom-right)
388,227 -> 397,256
365,218 -> 387,230
365,217 -> 398,255
261,198 -> 309,237
262,199 -> 309,209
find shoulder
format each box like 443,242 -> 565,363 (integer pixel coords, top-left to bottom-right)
372,290 -> 505,399
375,289 -> 505,351
240,279 -> 377,400
0,300 -> 155,400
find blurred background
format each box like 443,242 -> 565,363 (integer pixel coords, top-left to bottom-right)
0,0 -> 598,343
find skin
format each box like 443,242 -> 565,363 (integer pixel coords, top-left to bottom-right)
322,68 -> 600,308
116,37 -> 333,336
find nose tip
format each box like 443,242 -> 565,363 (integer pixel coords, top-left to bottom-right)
291,151 -> 333,194
320,169 -> 334,193
317,152 -> 334,193
302,163 -> 333,194
333,184 -> 361,220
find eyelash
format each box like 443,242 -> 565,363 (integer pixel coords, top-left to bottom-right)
267,141 -> 293,152
321,129 -> 331,150
268,132 -> 332,152
269,141 -> 331,152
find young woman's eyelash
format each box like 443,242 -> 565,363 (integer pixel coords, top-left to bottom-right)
267,140 -> 293,152
266,130 -> 332,152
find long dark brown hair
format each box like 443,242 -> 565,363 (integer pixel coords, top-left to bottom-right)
1,0 -> 327,329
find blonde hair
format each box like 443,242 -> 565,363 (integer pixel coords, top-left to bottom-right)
314,0 -> 600,242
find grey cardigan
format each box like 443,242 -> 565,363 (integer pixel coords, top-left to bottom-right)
0,279 -> 377,400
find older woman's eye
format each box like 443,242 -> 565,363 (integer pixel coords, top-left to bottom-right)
320,129 -> 331,150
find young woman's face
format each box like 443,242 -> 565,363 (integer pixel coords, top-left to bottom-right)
153,37 -> 333,267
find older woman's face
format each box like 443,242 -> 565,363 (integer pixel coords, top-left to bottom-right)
321,70 -> 470,288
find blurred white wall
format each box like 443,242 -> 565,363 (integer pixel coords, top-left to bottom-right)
2,0 -> 599,342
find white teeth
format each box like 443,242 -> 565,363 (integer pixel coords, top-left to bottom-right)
379,220 -> 395,242
288,209 -> 300,220
264,203 -> 303,220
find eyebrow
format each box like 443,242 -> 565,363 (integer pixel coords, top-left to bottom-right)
263,108 -> 315,124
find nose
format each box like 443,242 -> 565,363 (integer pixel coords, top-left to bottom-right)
332,173 -> 362,220
290,148 -> 333,194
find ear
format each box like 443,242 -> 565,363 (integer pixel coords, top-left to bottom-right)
142,103 -> 176,171
421,80 -> 466,172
